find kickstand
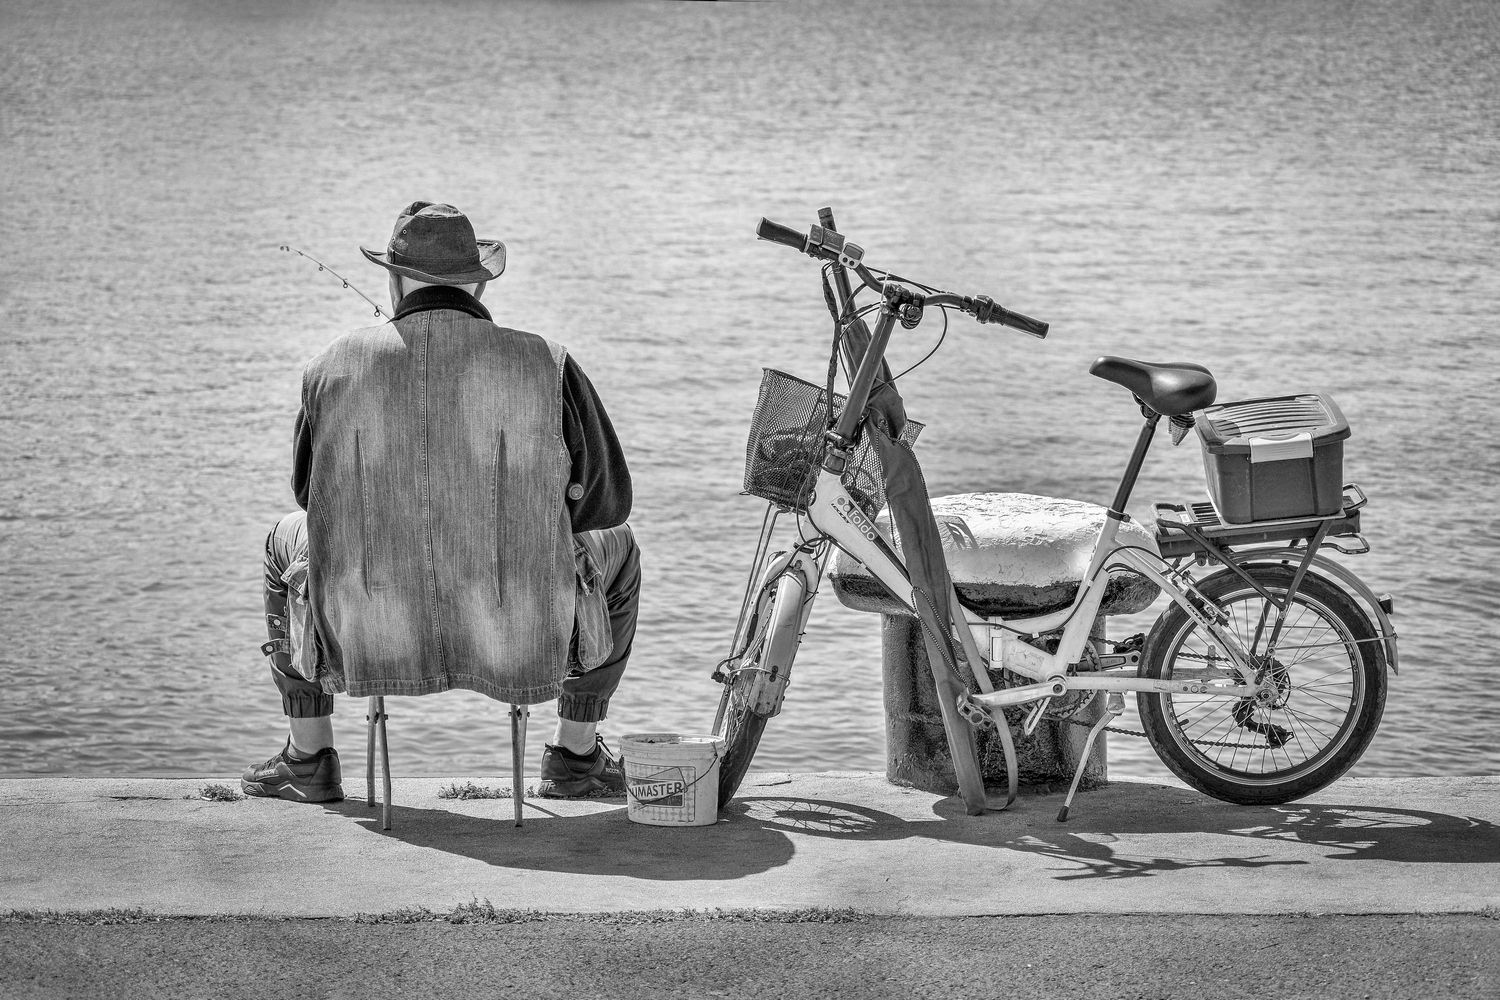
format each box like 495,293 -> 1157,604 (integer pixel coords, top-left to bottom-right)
1057,693 -> 1123,822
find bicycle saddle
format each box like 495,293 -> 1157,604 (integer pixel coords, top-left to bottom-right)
1089,356 -> 1217,416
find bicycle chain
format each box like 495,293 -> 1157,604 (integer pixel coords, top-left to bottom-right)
1058,713 -> 1268,749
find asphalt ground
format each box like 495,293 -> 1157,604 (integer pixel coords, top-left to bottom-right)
2,912 -> 1495,999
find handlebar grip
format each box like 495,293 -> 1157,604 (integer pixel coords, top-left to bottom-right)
756,218 -> 808,253
999,308 -> 1049,339
974,295 -> 1049,338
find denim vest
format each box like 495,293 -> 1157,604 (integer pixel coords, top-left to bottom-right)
301,309 -> 578,705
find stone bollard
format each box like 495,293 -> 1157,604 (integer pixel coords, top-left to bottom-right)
830,493 -> 1161,798
879,611 -> 1111,794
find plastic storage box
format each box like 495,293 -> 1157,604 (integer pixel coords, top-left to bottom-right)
1196,393 -> 1350,524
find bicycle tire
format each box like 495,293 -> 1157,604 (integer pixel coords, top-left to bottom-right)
1138,565 -> 1386,805
715,680 -> 769,811
715,566 -> 805,810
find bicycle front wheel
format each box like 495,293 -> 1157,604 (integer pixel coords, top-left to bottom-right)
715,665 -> 769,811
715,560 -> 812,810
1138,565 -> 1386,805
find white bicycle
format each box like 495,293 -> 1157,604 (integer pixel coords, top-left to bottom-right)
711,210 -> 1397,820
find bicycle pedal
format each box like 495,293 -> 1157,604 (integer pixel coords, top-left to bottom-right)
957,696 -> 995,730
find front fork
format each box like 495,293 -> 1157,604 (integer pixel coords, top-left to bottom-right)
715,537 -> 826,725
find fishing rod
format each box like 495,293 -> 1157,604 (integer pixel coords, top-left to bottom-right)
279,245 -> 388,318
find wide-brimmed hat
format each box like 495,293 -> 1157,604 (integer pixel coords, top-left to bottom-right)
360,201 -> 506,284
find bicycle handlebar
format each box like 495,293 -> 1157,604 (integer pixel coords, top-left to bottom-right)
755,217 -> 1049,339
756,218 -> 810,253
927,292 -> 1050,339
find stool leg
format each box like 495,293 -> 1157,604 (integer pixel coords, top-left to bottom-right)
366,697 -> 378,807
510,704 -> 528,827
377,696 -> 392,831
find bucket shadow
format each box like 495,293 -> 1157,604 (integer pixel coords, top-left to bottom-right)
315,797 -> 796,882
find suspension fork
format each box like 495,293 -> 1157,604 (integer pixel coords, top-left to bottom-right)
737,534 -> 827,720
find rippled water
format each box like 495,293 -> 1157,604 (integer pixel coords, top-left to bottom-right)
2,0 -> 1497,782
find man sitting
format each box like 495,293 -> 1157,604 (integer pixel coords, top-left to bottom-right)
243,201 -> 640,803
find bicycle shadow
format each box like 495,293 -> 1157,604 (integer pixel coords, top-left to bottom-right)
306,782 -> 1500,886
315,797 -> 797,882
721,782 -> 1500,881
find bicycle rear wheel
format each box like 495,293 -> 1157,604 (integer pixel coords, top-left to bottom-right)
1138,565 -> 1386,805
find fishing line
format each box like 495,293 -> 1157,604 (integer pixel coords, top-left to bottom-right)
278,245 -> 388,318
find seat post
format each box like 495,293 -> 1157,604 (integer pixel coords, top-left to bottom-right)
1108,411 -> 1161,516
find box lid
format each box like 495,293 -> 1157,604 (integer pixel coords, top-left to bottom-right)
1196,393 -> 1350,460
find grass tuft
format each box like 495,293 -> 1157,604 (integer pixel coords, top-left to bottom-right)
2,908 -> 161,925
433,780 -> 621,801
445,898 -> 549,924
4,903 -> 872,927
349,901 -> 869,925
437,781 -> 524,800
703,906 -> 869,923
188,784 -> 244,802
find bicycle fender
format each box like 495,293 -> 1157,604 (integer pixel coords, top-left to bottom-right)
750,553 -> 822,716
1225,550 -> 1399,675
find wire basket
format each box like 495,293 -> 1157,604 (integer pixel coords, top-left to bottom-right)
742,368 -> 922,519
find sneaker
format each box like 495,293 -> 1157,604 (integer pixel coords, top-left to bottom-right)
536,736 -> 625,798
240,741 -> 344,803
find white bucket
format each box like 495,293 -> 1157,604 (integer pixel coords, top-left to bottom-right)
621,733 -> 725,827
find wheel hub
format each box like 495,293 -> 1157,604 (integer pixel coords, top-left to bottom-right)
1253,656 -> 1292,710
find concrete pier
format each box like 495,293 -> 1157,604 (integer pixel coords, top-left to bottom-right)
1,773 -> 1496,997
6,772 -> 1496,918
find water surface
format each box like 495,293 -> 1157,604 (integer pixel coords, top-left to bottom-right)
2,0 -> 1496,781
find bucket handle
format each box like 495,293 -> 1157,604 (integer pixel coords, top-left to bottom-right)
622,744 -> 723,807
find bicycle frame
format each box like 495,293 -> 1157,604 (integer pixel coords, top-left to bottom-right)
738,276 -> 1281,728
762,465 -> 1269,720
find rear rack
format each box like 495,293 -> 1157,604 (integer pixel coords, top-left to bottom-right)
1154,484 -> 1367,560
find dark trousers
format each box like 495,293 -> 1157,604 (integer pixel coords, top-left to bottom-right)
262,511 -> 640,723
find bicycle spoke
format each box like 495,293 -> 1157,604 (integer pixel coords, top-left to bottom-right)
1141,564 -> 1384,801
1162,582 -> 1369,776
1290,687 -> 1355,718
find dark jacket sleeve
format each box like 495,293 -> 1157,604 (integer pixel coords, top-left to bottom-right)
292,362 -> 315,510
562,354 -> 632,532
291,405 -> 312,510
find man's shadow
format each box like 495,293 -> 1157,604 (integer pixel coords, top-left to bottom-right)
319,796 -> 797,882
